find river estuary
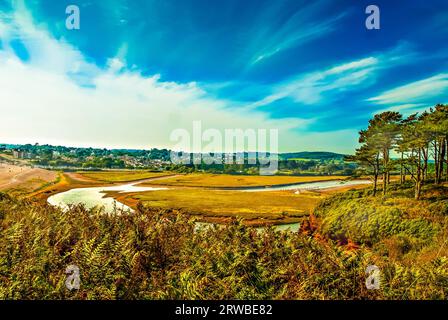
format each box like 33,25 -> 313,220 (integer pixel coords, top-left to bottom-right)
47,179 -> 371,232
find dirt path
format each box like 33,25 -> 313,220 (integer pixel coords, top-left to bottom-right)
33,172 -> 183,201
0,163 -> 57,190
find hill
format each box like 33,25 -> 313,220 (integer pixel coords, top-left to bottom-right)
280,151 -> 347,161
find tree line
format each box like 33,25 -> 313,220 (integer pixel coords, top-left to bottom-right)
350,104 -> 448,199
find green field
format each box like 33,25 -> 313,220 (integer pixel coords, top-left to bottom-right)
140,173 -> 345,188
78,171 -> 173,183
124,188 -> 321,224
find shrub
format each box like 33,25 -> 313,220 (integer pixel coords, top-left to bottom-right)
0,192 -> 447,300
316,195 -> 439,245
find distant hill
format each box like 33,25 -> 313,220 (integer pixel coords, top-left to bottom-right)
279,151 -> 347,161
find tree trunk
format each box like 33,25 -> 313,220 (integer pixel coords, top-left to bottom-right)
373,173 -> 378,196
435,140 -> 439,184
441,137 -> 446,182
415,180 -> 422,200
415,149 -> 423,200
439,139 -> 446,183
400,152 -> 404,184
423,146 -> 428,181
383,149 -> 388,196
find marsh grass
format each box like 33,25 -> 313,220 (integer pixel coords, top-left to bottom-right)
139,173 -> 346,188
0,190 -> 447,299
78,171 -> 173,183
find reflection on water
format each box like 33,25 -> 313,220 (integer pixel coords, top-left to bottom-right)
47,183 -> 167,213
195,221 -> 300,232
48,178 -> 369,229
241,179 -> 370,192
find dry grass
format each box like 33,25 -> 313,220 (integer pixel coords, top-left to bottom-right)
77,170 -> 173,183
1,192 -> 447,300
114,188 -> 325,225
140,173 -> 346,188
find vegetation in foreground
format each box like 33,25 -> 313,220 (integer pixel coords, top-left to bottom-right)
2,105 -> 448,299
1,185 -> 447,300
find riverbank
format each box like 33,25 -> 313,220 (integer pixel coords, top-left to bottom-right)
46,174 -> 371,227
2,189 -> 446,300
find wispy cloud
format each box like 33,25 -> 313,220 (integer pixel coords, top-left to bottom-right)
249,56 -> 379,108
250,14 -> 346,66
246,2 -> 347,67
372,103 -> 429,116
248,43 -> 423,110
0,0 -> 100,85
0,1 -> 314,152
368,73 -> 448,105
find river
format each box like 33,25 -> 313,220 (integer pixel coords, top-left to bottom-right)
47,179 -> 370,232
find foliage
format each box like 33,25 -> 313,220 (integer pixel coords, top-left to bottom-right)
313,184 -> 448,299
352,104 -> 448,199
0,192 -> 447,300
316,194 -> 438,245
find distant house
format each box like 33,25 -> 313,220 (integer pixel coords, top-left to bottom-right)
12,149 -> 34,159
12,149 -> 22,159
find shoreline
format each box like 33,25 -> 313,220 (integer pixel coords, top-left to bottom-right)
45,176 -> 371,227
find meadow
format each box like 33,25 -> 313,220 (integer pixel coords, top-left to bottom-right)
14,170 -> 349,225
77,170 -> 174,183
113,188 -> 322,225
139,173 -> 346,188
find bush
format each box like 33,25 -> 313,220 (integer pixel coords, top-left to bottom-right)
0,193 -> 447,299
316,197 -> 438,246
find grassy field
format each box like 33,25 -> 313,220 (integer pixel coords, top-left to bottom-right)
112,188 -> 324,225
140,173 -> 346,188
77,170 -> 174,183
5,169 -> 357,226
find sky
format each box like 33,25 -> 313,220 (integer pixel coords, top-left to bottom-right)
0,0 -> 447,153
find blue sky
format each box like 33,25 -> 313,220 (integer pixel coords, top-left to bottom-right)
0,0 -> 447,153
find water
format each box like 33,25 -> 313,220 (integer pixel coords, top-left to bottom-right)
271,222 -> 300,232
240,179 -> 370,192
47,178 -> 370,229
47,183 -> 167,213
195,221 -> 300,233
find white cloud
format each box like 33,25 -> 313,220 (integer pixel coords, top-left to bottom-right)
368,73 -> 448,105
0,50 -> 315,151
0,2 -> 318,153
248,43 -> 425,110
250,57 -> 379,108
107,58 -> 126,73
247,2 -> 347,67
0,1 -> 362,154
372,103 -> 428,116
